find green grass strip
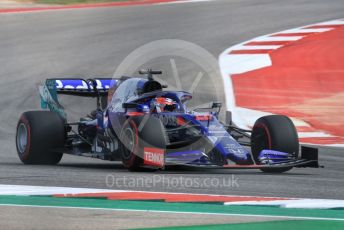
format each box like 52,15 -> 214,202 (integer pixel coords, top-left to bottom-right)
0,195 -> 344,220
134,220 -> 344,230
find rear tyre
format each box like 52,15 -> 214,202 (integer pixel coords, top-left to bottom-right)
16,111 -> 65,165
251,115 -> 299,173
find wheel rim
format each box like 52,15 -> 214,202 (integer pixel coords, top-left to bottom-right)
17,123 -> 28,154
122,127 -> 135,160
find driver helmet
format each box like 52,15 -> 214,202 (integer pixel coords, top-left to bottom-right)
154,97 -> 178,112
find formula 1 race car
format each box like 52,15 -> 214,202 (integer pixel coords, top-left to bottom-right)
15,70 -> 320,173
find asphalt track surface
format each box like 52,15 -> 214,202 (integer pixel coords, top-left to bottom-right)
0,0 -> 344,200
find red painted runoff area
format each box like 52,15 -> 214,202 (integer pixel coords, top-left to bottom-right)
54,191 -> 290,203
232,26 -> 344,144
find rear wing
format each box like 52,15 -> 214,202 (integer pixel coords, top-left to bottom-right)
54,78 -> 117,96
39,78 -> 118,120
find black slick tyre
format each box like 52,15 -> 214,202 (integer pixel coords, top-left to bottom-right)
16,111 -> 65,165
251,115 -> 299,173
119,119 -> 143,171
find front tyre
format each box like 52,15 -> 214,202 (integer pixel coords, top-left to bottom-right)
16,111 -> 65,165
251,115 -> 299,173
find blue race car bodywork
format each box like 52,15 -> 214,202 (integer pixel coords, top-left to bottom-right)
18,70 -> 319,172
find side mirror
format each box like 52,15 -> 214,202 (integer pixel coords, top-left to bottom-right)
212,102 -> 222,108
193,102 -> 222,112
211,102 -> 222,119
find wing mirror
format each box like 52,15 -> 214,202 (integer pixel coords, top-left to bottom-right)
212,102 -> 222,109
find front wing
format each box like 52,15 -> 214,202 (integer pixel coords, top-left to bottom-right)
164,146 -> 320,169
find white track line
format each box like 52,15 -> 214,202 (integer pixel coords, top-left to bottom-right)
219,54 -> 272,74
225,199 -> 344,209
231,45 -> 282,50
314,20 -> 344,25
327,144 -> 344,148
253,36 -> 303,41
0,184 -> 114,195
279,28 -> 333,33
298,132 -> 334,138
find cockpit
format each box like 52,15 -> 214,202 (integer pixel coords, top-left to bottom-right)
109,77 -> 192,114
